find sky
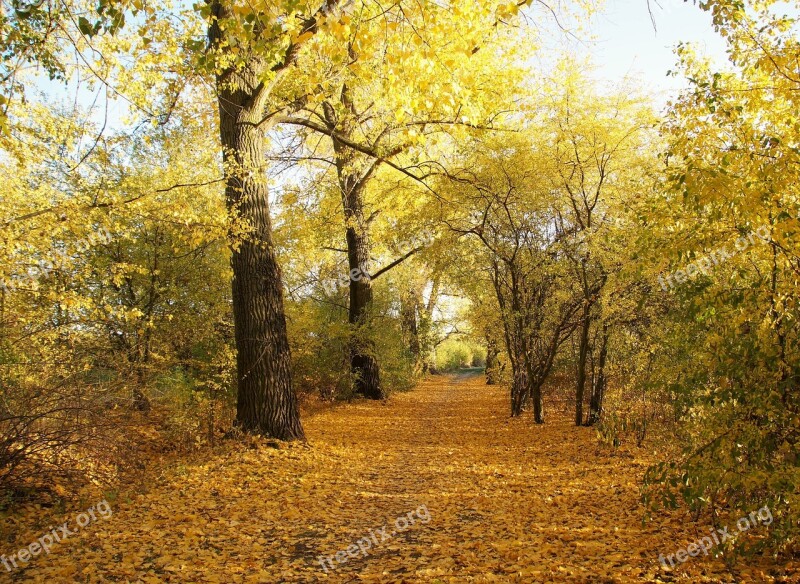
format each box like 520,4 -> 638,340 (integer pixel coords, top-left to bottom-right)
35,0 -> 734,132
577,0 -> 730,100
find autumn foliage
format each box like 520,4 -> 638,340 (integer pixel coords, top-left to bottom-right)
1,0 -> 800,579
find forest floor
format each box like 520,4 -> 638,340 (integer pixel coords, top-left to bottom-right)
3,373 -> 798,583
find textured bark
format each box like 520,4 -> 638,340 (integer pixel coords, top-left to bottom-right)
575,304 -> 591,426
323,93 -> 384,400
586,325 -> 609,426
127,342 -> 152,413
401,288 -> 421,369
530,380 -> 544,424
209,10 -> 304,440
347,227 -> 383,400
485,335 -> 502,385
345,215 -> 382,399
510,364 -> 528,417
496,268 -> 528,418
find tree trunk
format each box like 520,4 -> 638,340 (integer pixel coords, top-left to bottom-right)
510,361 -> 528,417
347,222 -> 384,399
210,13 -> 304,440
323,91 -> 385,400
401,288 -> 421,372
586,325 -> 609,426
493,264 -> 530,417
575,303 -> 591,426
485,334 -> 501,385
510,276 -> 531,417
531,379 -> 544,424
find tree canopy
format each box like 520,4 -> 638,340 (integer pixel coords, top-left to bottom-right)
2,0 -> 800,577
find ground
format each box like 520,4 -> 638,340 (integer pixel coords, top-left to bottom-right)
2,373 -> 797,583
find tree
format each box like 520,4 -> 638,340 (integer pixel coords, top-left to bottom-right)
1,0 -> 570,435
442,134 -> 582,421
269,7 -> 525,398
639,0 -> 800,552
545,73 -> 653,425
203,0 -> 536,426
205,0 -> 329,439
0,100 -> 233,486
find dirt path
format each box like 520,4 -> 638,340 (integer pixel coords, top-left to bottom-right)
7,374 -> 792,583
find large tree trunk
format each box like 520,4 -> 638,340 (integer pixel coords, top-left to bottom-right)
586,325 -> 609,426
210,13 -> 304,440
346,223 -> 384,399
324,93 -> 385,400
575,303 -> 591,426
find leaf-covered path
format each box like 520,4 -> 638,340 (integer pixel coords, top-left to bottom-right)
6,374 -> 793,583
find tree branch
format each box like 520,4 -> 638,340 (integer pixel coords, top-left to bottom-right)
371,246 -> 424,280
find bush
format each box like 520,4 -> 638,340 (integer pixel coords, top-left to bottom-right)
470,346 -> 487,367
287,286 -> 416,400
435,339 -> 486,372
0,368 -> 123,498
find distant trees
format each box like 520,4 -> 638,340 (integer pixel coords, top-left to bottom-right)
547,81 -> 653,425
448,143 -> 582,421
440,80 -> 654,424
